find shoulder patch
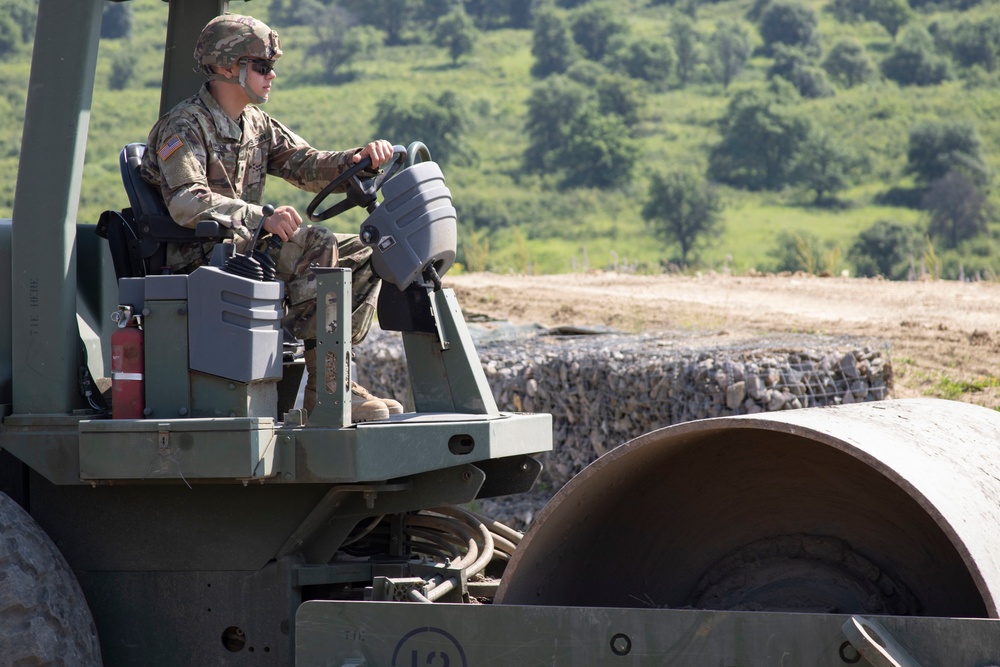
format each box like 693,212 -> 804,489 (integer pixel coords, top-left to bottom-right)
157,135 -> 184,160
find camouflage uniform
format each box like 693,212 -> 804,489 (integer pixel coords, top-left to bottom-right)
140,83 -> 380,344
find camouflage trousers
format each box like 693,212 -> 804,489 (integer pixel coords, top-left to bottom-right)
166,225 -> 380,345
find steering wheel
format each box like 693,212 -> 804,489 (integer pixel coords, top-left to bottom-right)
306,145 -> 407,222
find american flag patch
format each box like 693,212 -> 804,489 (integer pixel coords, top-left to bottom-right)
157,135 -> 183,160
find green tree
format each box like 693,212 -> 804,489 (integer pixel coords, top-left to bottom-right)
0,15 -> 20,57
570,2 -> 630,61
923,171 -> 993,248
670,15 -> 701,86
101,3 -> 132,40
881,25 -> 951,86
905,120 -> 989,187
642,170 -> 724,265
0,0 -> 34,57
848,220 -> 919,278
830,0 -> 860,20
768,45 -> 834,98
531,6 -> 579,77
524,75 -> 592,171
757,0 -> 819,56
595,75 -> 643,131
866,0 -> 912,38
941,16 -> 1000,72
791,130 -> 859,204
508,0 -> 538,30
270,0 -> 302,25
822,39 -> 875,87
832,0 -> 911,37
563,60 -> 643,130
335,0 -> 419,45
910,0 -> 981,8
606,35 -> 676,89
524,73 -> 636,188
465,0 -> 536,29
435,9 -> 477,64
565,59 -> 609,86
708,85 -> 812,190
374,91 -> 476,167
6,0 -> 34,41
109,48 -> 137,91
302,5 -> 382,82
421,0 -> 454,25
708,19 -> 754,89
560,109 -> 637,189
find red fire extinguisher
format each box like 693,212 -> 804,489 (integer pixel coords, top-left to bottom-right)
111,306 -> 145,419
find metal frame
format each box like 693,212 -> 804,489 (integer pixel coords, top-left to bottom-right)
297,602 -> 1000,666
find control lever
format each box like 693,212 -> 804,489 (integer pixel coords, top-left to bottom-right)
223,205 -> 278,281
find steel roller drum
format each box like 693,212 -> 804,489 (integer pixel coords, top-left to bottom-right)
496,398 -> 1000,618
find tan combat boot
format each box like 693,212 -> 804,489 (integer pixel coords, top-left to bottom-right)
351,381 -> 404,415
303,347 -> 389,422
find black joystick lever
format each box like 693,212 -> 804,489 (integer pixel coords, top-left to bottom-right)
223,204 -> 278,281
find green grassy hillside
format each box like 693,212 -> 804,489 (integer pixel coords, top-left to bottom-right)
1,0 -> 998,278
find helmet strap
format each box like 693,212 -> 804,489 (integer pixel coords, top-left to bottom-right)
238,61 -> 268,105
202,63 -> 267,105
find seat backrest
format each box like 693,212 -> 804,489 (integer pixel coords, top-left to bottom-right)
97,144 -> 233,280
118,143 -> 230,246
120,143 -> 172,221
96,144 -> 197,280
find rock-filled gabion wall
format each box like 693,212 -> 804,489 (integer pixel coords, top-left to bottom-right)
356,326 -> 892,491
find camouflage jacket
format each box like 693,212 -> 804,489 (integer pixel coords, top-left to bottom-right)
140,83 -> 362,238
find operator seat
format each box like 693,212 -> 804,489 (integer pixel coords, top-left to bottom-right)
96,144 -> 304,410
96,143 -> 229,279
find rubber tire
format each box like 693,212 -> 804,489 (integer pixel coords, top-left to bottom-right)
0,492 -> 102,665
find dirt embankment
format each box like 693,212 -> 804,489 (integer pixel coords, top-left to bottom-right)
447,271 -> 1000,410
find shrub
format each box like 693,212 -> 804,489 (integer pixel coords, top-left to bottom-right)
881,26 -> 951,86
768,45 -> 834,98
758,0 -> 820,56
708,85 -> 812,190
531,6 -> 579,77
570,3 -> 629,62
905,120 -> 989,187
848,220 -> 920,279
823,39 -> 875,87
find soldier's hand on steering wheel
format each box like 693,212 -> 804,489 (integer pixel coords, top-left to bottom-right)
354,140 -> 394,168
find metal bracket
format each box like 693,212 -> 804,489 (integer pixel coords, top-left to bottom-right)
371,576 -> 429,602
843,616 -> 922,667
427,285 -> 450,350
275,482 -> 410,559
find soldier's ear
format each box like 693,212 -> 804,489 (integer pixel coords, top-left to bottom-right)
214,63 -> 240,80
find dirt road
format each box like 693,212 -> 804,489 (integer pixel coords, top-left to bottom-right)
448,271 -> 1000,410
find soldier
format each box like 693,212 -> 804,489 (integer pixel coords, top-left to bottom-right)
141,13 -> 401,422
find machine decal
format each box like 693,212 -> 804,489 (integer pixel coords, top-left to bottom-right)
390,627 -> 467,667
377,234 -> 397,252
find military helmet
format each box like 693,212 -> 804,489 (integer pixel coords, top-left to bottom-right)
194,13 -> 282,68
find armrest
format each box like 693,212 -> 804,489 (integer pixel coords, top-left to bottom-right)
138,214 -> 232,243
195,220 -> 230,238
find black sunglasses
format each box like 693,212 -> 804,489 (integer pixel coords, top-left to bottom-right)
246,59 -> 275,76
